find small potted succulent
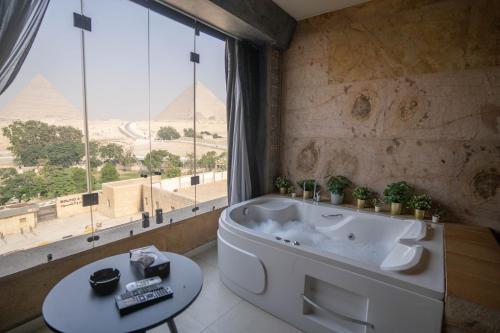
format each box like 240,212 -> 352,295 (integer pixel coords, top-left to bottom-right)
326,175 -> 351,205
288,186 -> 296,198
352,186 -> 372,209
432,207 -> 445,223
274,176 -> 291,195
383,181 -> 413,215
409,194 -> 432,220
297,179 -> 316,199
373,198 -> 384,212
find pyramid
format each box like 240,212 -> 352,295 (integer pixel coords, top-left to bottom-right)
0,74 -> 82,120
154,82 -> 225,122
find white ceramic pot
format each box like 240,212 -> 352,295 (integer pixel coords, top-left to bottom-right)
291,193 -> 296,198
432,215 -> 440,223
330,192 -> 344,205
374,206 -> 381,213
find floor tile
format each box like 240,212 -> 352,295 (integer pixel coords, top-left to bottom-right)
207,300 -> 304,333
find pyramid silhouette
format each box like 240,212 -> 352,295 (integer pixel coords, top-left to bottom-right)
0,74 -> 82,120
154,82 -> 225,122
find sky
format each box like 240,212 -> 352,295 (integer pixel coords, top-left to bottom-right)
0,0 -> 226,121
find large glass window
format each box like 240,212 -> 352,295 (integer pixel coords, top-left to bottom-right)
0,0 -> 227,276
0,0 -> 91,264
194,28 -> 228,214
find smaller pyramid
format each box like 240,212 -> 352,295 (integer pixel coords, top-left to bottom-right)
0,74 -> 82,120
154,82 -> 226,122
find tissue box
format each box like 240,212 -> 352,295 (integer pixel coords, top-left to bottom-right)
129,245 -> 170,278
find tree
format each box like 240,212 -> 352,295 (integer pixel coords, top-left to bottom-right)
157,126 -> 180,140
0,172 -> 43,203
218,152 -> 227,171
199,151 -> 218,170
100,163 -> 119,183
88,140 -> 102,169
2,120 -> 84,166
69,167 -> 88,193
143,150 -> 181,177
42,167 -> 77,198
184,153 -> 195,174
99,143 -> 125,165
212,133 -> 222,139
44,142 -> 85,167
0,168 -> 17,180
183,128 -> 195,138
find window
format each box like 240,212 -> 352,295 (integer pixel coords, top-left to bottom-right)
0,0 -> 228,276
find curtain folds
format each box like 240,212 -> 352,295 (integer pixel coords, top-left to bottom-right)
225,38 -> 266,205
0,0 -> 50,94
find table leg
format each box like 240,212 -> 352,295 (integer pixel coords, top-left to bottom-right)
167,318 -> 178,333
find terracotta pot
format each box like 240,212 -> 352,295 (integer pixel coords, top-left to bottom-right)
414,209 -> 425,220
279,187 -> 287,195
330,192 -> 343,205
356,199 -> 366,209
390,202 -> 402,215
303,190 -> 311,199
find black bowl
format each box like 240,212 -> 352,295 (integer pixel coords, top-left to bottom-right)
89,268 -> 120,295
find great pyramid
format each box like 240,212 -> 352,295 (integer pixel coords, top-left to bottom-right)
154,82 -> 225,122
0,74 -> 82,120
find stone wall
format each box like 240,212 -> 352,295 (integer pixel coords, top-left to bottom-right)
281,0 -> 500,231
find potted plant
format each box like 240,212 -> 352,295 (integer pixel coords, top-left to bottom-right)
288,186 -> 296,198
352,186 -> 372,209
274,176 -> 291,195
326,176 -> 351,205
432,207 -> 444,223
409,194 -> 432,220
383,181 -> 413,215
373,198 -> 384,212
297,179 -> 316,199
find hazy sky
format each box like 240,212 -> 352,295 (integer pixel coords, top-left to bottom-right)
0,0 -> 226,121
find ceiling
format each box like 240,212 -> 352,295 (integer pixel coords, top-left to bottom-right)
272,0 -> 371,20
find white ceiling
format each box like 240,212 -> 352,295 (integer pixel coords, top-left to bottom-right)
272,0 -> 371,20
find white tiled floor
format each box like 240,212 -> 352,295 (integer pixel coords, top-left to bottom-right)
32,244 -> 303,333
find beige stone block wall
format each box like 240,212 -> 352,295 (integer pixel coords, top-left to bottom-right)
0,211 -> 36,236
56,193 -> 97,218
281,0 -> 500,232
143,185 -> 194,213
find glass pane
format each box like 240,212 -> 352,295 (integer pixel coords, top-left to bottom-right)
82,0 -> 151,239
0,0 -> 90,274
194,29 -> 228,214
148,9 -> 196,223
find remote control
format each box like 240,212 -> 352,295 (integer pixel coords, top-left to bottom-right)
125,276 -> 162,292
115,285 -> 173,315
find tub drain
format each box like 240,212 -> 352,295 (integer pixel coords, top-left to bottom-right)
348,233 -> 355,240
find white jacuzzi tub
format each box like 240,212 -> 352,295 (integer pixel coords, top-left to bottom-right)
218,195 -> 444,333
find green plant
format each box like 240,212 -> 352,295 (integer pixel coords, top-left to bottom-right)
433,206 -> 445,217
353,186 -> 372,200
373,198 -> 384,207
410,194 -> 432,210
297,179 -> 316,191
383,181 -> 413,204
287,186 -> 295,194
274,176 -> 291,190
326,176 -> 351,194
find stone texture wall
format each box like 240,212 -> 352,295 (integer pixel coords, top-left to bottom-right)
281,0 -> 500,231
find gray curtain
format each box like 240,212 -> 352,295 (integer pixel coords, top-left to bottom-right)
225,38 -> 267,205
0,0 -> 50,94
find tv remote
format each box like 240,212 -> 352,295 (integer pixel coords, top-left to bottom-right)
115,285 -> 173,315
126,276 -> 162,292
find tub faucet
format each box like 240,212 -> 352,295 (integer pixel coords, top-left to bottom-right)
313,180 -> 321,203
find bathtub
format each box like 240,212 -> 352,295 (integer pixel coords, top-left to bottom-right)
218,195 -> 444,333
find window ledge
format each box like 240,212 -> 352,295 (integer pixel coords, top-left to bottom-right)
0,197 -> 227,278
